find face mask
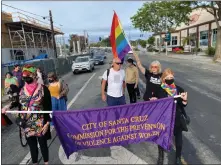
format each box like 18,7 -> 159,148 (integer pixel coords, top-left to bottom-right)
48,79 -> 54,83
165,79 -> 174,85
23,77 -> 34,84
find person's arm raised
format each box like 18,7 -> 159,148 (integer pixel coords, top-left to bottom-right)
133,52 -> 145,75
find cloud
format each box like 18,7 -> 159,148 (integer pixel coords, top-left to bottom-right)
2,1 -> 152,42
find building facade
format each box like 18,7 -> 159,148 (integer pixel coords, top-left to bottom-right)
154,9 -> 221,51
1,12 -> 63,64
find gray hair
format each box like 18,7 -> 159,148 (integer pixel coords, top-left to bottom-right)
149,60 -> 162,73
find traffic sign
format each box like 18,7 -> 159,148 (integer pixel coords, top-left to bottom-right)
165,32 -> 171,41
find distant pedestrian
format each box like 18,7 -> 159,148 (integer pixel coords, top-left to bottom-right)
47,72 -> 68,112
151,68 -> 189,165
101,57 -> 126,106
132,53 -> 162,101
12,64 -> 24,90
126,58 -> 139,103
37,67 -> 44,85
4,72 -> 18,93
132,61 -> 141,99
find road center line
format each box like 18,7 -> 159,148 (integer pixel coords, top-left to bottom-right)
19,73 -> 96,165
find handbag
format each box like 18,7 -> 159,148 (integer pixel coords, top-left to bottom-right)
179,107 -> 190,132
15,86 -> 38,129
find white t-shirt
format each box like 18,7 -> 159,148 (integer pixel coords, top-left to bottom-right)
102,68 -> 125,98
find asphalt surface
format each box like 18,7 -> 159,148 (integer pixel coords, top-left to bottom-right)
1,52 -> 221,164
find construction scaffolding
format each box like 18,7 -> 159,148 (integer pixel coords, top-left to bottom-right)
3,12 -> 64,61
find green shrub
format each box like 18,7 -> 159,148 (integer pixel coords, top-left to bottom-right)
147,47 -> 154,52
205,47 -> 215,56
134,47 -> 139,51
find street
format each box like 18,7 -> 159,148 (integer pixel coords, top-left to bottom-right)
2,53 -> 221,164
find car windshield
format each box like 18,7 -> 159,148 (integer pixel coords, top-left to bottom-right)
94,56 -> 102,60
75,57 -> 89,63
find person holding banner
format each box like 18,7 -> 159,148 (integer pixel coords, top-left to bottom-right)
152,68 -> 188,165
2,64 -> 52,165
101,57 -> 126,106
132,53 -> 162,101
125,58 -> 139,103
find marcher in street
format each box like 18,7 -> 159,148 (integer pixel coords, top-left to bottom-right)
2,64 -> 52,165
37,67 -> 44,85
4,72 -> 19,93
151,68 -> 188,165
126,58 -> 139,103
101,57 -> 126,106
47,72 -> 68,112
132,53 -> 162,101
132,60 -> 141,99
12,64 -> 24,90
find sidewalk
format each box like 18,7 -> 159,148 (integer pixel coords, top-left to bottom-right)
149,51 -> 221,65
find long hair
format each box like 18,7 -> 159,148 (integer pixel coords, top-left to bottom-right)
47,72 -> 58,81
161,68 -> 175,83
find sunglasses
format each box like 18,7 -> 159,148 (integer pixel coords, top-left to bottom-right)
151,66 -> 158,69
115,62 -> 122,65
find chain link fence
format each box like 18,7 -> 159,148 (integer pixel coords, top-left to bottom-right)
1,53 -> 92,92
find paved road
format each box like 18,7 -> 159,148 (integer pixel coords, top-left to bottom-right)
2,53 -> 221,164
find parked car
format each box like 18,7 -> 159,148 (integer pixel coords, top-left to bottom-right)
93,55 -> 105,65
72,56 -> 94,74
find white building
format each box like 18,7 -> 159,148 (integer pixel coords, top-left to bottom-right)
154,9 -> 221,51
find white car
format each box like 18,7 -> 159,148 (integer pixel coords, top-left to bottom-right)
128,50 -> 133,54
72,56 -> 94,74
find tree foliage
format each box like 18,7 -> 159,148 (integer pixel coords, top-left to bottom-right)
138,39 -> 147,48
147,36 -> 155,45
131,1 -> 192,52
131,1 -> 192,34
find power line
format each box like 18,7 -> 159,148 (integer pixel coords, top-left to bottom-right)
2,3 -> 63,29
2,3 -> 46,18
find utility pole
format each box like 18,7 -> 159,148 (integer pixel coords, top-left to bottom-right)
84,30 -> 87,52
49,10 -> 57,58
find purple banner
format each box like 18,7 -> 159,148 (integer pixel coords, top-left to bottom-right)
53,97 -> 176,159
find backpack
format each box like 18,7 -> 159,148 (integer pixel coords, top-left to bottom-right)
101,69 -> 110,92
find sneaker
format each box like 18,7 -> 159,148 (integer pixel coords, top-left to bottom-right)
175,157 -> 182,165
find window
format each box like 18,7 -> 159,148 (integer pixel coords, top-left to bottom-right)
212,29 -> 217,46
200,31 -> 208,46
189,33 -> 197,46
172,36 -> 177,45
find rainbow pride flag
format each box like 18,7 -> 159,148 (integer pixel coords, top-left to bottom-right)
110,11 -> 131,60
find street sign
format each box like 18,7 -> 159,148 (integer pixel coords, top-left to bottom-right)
165,32 -> 171,41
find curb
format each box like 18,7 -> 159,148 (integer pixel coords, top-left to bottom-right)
148,53 -> 221,65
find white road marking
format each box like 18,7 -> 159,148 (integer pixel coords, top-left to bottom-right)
139,78 -> 221,164
19,73 -> 96,165
67,73 -> 96,109
187,79 -> 193,82
184,129 -> 221,164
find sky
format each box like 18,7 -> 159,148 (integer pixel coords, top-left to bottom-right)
2,1 -> 152,43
